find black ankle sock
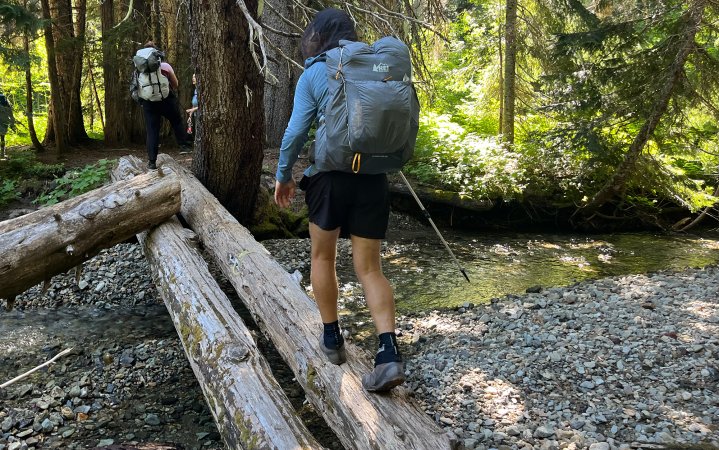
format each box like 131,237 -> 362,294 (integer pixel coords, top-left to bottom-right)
323,321 -> 344,350
375,332 -> 402,365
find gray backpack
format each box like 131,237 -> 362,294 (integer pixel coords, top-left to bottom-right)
313,37 -> 420,174
131,48 -> 170,102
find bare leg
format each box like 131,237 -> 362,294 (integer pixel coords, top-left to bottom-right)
351,235 -> 395,334
309,223 -> 341,323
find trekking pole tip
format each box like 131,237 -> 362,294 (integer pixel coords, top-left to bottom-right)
461,269 -> 470,283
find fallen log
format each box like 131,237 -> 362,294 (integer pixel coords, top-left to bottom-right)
132,215 -> 323,449
389,178 -> 495,211
0,170 -> 181,301
120,154 -> 452,450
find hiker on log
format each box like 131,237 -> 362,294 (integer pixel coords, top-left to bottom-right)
274,8 -> 411,392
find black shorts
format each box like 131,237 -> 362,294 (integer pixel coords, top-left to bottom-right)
299,171 -> 390,239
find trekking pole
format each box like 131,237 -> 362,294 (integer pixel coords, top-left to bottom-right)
398,171 -> 470,282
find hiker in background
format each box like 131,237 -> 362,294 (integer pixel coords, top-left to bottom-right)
0,92 -> 16,160
132,41 -> 191,169
274,8 -> 405,392
185,72 -> 198,140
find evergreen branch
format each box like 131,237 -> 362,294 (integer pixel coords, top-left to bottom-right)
573,0 -> 707,218
564,0 -> 599,29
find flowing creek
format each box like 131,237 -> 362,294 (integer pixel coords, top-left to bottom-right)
382,230 -> 719,312
274,230 -> 719,339
4,231 -> 719,359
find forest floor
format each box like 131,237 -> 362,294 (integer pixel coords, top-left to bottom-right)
32,142 -> 194,171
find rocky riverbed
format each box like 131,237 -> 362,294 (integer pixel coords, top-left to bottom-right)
1,233 -> 718,449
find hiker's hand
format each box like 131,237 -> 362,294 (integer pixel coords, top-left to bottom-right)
274,179 -> 296,209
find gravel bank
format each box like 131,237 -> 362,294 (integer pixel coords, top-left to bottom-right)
1,237 -> 718,449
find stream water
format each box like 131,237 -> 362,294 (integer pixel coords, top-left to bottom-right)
4,230 -> 719,350
328,230 -> 719,329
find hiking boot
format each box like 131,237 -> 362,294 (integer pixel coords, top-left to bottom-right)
362,361 -> 405,392
319,335 -> 346,365
148,161 -> 157,170
179,145 -> 192,155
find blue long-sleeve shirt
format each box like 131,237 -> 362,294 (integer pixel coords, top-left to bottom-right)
275,56 -> 328,183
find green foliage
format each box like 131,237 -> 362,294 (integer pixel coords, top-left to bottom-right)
1,17 -> 51,147
0,149 -> 63,207
34,159 -> 115,206
0,1 -> 42,60
407,112 -> 525,200
0,148 -> 63,180
0,178 -> 19,207
423,5 -> 501,135
538,0 -> 719,211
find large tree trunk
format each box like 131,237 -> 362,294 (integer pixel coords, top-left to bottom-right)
501,0 -> 517,144
101,0 -> 150,147
123,215 -> 324,449
0,170 -> 181,301
151,154 -> 455,450
576,0 -> 706,217
190,0 -> 264,225
44,0 -> 88,147
41,0 -> 68,153
262,2 -> 303,147
23,26 -> 44,151
100,0 -> 120,146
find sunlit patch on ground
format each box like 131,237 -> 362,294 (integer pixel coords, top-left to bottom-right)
559,254 -> 593,270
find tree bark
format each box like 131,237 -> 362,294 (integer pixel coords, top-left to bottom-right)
0,170 -> 181,301
100,0 -> 120,147
148,154 -> 455,450
41,0 -> 68,153
122,213 -> 324,449
45,0 -> 88,146
262,1 -> 302,147
190,0 -> 265,225
101,0 -> 151,146
575,0 -> 706,217
501,0 -> 516,144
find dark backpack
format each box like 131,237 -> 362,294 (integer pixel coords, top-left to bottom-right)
312,37 -> 420,174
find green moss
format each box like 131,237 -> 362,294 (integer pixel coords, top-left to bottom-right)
178,322 -> 205,357
234,411 -> 260,449
249,186 -> 309,239
306,365 -> 318,393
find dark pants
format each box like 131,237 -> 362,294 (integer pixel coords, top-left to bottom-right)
140,94 -> 189,162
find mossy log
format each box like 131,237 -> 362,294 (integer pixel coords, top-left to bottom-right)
389,178 -> 495,211
0,170 -> 181,300
120,154 -> 453,450
111,166 -> 323,450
